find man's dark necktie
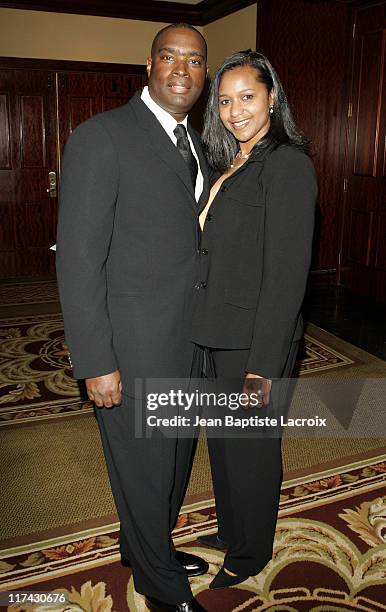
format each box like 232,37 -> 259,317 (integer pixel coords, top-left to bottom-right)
173,124 -> 198,189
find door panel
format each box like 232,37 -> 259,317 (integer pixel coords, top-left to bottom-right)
102,73 -> 145,111
348,209 -> 373,266
20,95 -> 47,166
0,93 -> 11,169
0,62 -> 146,278
0,68 -> 57,278
375,214 -> 386,270
340,4 -> 386,301
57,71 -> 103,158
353,31 -> 383,177
58,70 -> 147,157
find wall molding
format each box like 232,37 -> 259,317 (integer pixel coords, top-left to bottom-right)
0,56 -> 147,73
0,0 -> 257,25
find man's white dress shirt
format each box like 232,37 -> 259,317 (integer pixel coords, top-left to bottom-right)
141,86 -> 203,201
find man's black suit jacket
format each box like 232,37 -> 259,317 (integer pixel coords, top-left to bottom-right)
56,92 -> 209,396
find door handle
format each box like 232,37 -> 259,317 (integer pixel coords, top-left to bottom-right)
46,171 -> 57,198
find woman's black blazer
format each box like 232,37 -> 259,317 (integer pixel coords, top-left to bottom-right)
191,144 -> 318,379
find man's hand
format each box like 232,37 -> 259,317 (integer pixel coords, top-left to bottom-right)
86,370 -> 122,408
241,373 -> 272,409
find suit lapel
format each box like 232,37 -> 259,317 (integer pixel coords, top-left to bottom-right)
130,93 -> 196,205
188,124 -> 210,213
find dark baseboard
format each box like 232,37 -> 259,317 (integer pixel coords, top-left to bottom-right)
309,269 -> 338,285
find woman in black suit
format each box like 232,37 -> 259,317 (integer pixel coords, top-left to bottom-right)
191,51 -> 318,589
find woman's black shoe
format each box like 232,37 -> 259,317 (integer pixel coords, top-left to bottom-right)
209,567 -> 250,590
196,533 -> 228,551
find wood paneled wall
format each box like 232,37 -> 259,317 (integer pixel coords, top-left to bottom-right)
256,0 -> 353,276
340,3 -> 386,301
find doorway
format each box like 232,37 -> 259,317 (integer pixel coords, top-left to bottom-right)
0,58 -> 146,278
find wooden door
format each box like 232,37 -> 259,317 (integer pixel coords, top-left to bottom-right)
57,70 -> 146,157
57,71 -> 103,162
340,4 -> 386,301
0,61 -> 146,279
56,71 -> 147,250
0,68 -> 58,277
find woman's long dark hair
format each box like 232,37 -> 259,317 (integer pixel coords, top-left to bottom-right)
203,50 -> 309,172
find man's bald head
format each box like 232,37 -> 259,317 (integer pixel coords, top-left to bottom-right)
151,23 -> 207,60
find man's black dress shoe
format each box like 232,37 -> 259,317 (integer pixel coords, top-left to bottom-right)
145,595 -> 206,611
196,532 -> 228,552
121,551 -> 209,577
175,551 -> 208,576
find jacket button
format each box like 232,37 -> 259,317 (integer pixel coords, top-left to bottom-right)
206,213 -> 212,221
201,281 -> 207,288
194,283 -> 201,290
201,248 -> 208,255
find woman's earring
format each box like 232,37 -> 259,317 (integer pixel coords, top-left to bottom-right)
269,107 -> 274,115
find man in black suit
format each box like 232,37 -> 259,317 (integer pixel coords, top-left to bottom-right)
56,24 -> 210,612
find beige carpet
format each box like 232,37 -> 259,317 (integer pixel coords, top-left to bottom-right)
1,322 -> 385,544
278,323 -> 386,475
188,323 -> 386,496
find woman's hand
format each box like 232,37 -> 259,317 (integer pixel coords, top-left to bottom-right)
241,373 -> 272,408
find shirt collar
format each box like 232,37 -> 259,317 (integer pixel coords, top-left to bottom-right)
141,86 -> 188,135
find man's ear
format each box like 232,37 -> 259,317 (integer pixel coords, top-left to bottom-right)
146,57 -> 152,78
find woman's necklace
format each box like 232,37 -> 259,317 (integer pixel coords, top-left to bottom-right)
230,150 -> 251,169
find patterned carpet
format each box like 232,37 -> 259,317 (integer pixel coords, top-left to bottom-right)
1,452 -> 385,611
0,313 -> 91,426
0,280 -> 59,306
1,283 -> 385,610
0,312 -> 361,427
